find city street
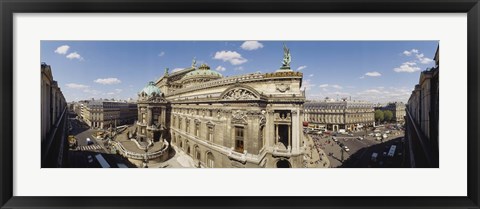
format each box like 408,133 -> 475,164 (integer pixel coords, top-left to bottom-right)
67,113 -> 135,168
308,125 -> 406,168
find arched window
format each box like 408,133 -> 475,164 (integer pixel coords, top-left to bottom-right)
206,152 -> 215,168
194,146 -> 201,161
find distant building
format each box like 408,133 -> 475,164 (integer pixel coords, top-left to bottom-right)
405,45 -> 439,168
304,99 -> 375,132
382,102 -> 406,123
41,63 -> 68,167
83,100 -> 138,129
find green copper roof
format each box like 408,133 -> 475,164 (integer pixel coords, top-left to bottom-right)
184,64 -> 222,79
140,81 -> 162,96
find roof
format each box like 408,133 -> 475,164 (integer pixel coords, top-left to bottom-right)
183,64 -> 222,80
139,81 -> 162,96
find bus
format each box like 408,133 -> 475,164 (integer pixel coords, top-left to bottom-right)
387,145 -> 397,158
95,154 -> 111,168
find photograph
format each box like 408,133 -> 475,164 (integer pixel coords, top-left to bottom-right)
40,41 -> 439,168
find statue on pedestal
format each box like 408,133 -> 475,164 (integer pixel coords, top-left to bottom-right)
281,43 -> 291,69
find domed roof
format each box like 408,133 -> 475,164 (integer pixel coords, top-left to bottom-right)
140,81 -> 162,96
184,63 -> 223,79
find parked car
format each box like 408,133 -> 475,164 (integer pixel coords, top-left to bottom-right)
357,137 -> 364,140
343,146 -> 350,152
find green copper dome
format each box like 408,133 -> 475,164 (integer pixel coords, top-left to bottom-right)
140,81 -> 162,96
184,63 -> 223,79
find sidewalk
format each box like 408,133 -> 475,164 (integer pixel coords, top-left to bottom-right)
303,134 -> 330,168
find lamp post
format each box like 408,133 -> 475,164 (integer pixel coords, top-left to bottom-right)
143,146 -> 149,168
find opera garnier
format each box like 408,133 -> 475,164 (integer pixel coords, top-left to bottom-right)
131,45 -> 308,168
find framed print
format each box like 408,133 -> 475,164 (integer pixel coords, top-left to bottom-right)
1,0 -> 479,208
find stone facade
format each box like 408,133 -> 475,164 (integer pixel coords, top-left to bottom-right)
382,102 -> 406,123
304,99 -> 374,132
138,60 -> 307,168
41,63 -> 67,143
405,45 -> 439,167
83,100 -> 138,129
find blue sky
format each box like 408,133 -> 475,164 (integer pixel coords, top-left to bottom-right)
41,41 -> 438,103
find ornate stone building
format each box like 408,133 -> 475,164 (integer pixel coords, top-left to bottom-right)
138,46 -> 307,168
304,99 -> 374,132
136,81 -> 169,142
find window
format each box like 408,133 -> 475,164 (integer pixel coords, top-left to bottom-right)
235,126 -> 244,153
206,152 -> 214,168
208,126 -> 214,142
195,122 -> 200,137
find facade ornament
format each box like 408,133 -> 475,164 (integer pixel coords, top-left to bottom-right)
192,57 -> 197,68
259,115 -> 266,126
276,83 -> 290,93
281,43 -> 291,69
232,110 -> 247,124
222,88 -> 258,100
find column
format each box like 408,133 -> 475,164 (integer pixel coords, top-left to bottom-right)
275,124 -> 279,144
161,108 -> 166,125
147,107 -> 153,126
288,124 -> 291,149
138,108 -> 142,123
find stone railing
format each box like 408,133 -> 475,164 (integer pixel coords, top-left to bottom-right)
167,73 -> 265,96
112,140 -> 169,160
130,138 -> 153,150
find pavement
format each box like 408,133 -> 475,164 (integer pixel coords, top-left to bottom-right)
303,133 -> 330,168
148,146 -> 197,168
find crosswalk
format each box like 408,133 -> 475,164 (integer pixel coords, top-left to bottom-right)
78,145 -> 102,151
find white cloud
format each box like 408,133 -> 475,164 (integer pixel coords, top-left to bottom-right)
240,41 -> 264,50
416,53 -> 433,64
394,62 -> 421,73
215,66 -> 226,72
94,77 -> 121,85
213,51 -> 247,65
54,45 -> 70,54
115,89 -> 123,93
365,71 -> 382,77
66,52 -> 83,60
402,49 -> 433,64
171,68 -> 184,73
234,66 -> 244,71
403,49 -> 418,56
65,83 -> 88,89
158,52 -> 165,57
359,76 -> 365,79
331,84 -> 343,89
296,65 -> 307,71
83,89 -> 101,95
309,74 -> 314,77
319,84 -> 329,88
364,89 -> 381,94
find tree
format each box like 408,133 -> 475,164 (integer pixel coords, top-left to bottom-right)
374,110 -> 384,123
384,110 -> 393,122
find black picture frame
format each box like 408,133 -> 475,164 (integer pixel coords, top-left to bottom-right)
1,0 -> 479,208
